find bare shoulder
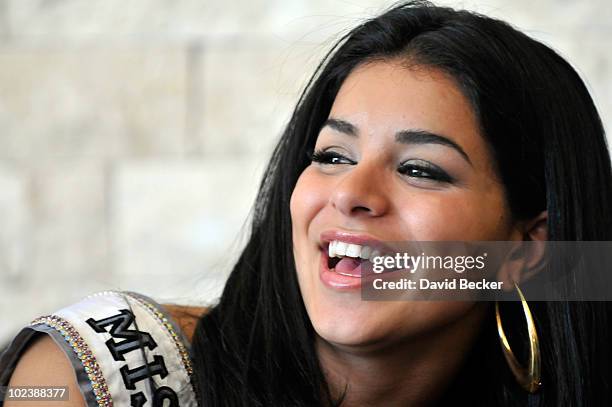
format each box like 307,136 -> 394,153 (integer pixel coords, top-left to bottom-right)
5,334 -> 85,407
162,303 -> 210,344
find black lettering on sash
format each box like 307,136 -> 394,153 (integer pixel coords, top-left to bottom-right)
86,309 -> 158,361
153,386 -> 179,406
120,354 -> 168,390
86,307 -> 180,404
130,392 -> 147,407
129,386 -> 179,407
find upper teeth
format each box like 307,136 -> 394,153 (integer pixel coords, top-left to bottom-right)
328,240 -> 381,260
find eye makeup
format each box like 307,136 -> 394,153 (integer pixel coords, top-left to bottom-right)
309,148 -> 455,184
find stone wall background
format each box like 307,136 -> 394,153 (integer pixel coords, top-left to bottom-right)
1,0 -> 611,344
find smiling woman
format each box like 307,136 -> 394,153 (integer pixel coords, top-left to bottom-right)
290,58 -> 537,406
1,1 -> 612,406
195,0 -> 612,403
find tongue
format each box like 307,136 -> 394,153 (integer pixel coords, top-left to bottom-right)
334,257 -> 362,277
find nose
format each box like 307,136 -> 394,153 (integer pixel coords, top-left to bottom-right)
329,163 -> 390,218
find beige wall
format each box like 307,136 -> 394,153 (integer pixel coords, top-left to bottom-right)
1,0 -> 611,344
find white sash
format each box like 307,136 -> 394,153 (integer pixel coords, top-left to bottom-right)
0,291 -> 198,407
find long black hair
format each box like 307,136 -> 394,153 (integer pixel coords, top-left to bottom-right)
191,2 -> 612,405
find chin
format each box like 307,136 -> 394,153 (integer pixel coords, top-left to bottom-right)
308,300 -> 393,348
314,320 -> 382,348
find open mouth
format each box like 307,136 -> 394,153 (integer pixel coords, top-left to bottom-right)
322,239 -> 407,278
323,240 -> 385,277
328,255 -> 363,276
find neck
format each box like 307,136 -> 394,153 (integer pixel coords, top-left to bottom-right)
317,303 -> 487,407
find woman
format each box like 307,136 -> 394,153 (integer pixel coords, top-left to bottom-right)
2,1 -> 611,406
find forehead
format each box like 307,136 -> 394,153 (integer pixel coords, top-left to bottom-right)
327,60 -> 488,164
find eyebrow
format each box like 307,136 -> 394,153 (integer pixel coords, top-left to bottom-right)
322,117 -> 472,166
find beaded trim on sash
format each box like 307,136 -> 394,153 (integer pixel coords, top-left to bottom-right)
122,292 -> 194,376
30,315 -> 112,407
120,291 -> 199,404
21,290 -> 198,407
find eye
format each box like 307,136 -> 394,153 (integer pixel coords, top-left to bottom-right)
398,160 -> 454,183
309,149 -> 356,165
309,150 -> 454,183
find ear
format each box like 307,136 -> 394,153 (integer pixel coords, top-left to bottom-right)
497,210 -> 548,291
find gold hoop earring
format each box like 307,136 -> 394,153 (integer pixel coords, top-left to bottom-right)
495,283 -> 542,393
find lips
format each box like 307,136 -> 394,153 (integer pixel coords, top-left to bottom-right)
319,242 -> 388,291
319,245 -> 367,289
319,229 -> 386,251
317,229 -> 389,290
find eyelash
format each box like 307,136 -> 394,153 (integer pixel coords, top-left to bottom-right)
309,149 -> 454,183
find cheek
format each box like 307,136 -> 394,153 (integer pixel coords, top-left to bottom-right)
396,188 -> 509,240
290,168 -> 331,316
290,168 -> 332,278
290,167 -> 330,241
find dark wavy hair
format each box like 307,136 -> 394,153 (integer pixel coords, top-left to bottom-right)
191,1 -> 612,405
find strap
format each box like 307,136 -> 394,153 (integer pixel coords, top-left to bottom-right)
0,291 -> 198,407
